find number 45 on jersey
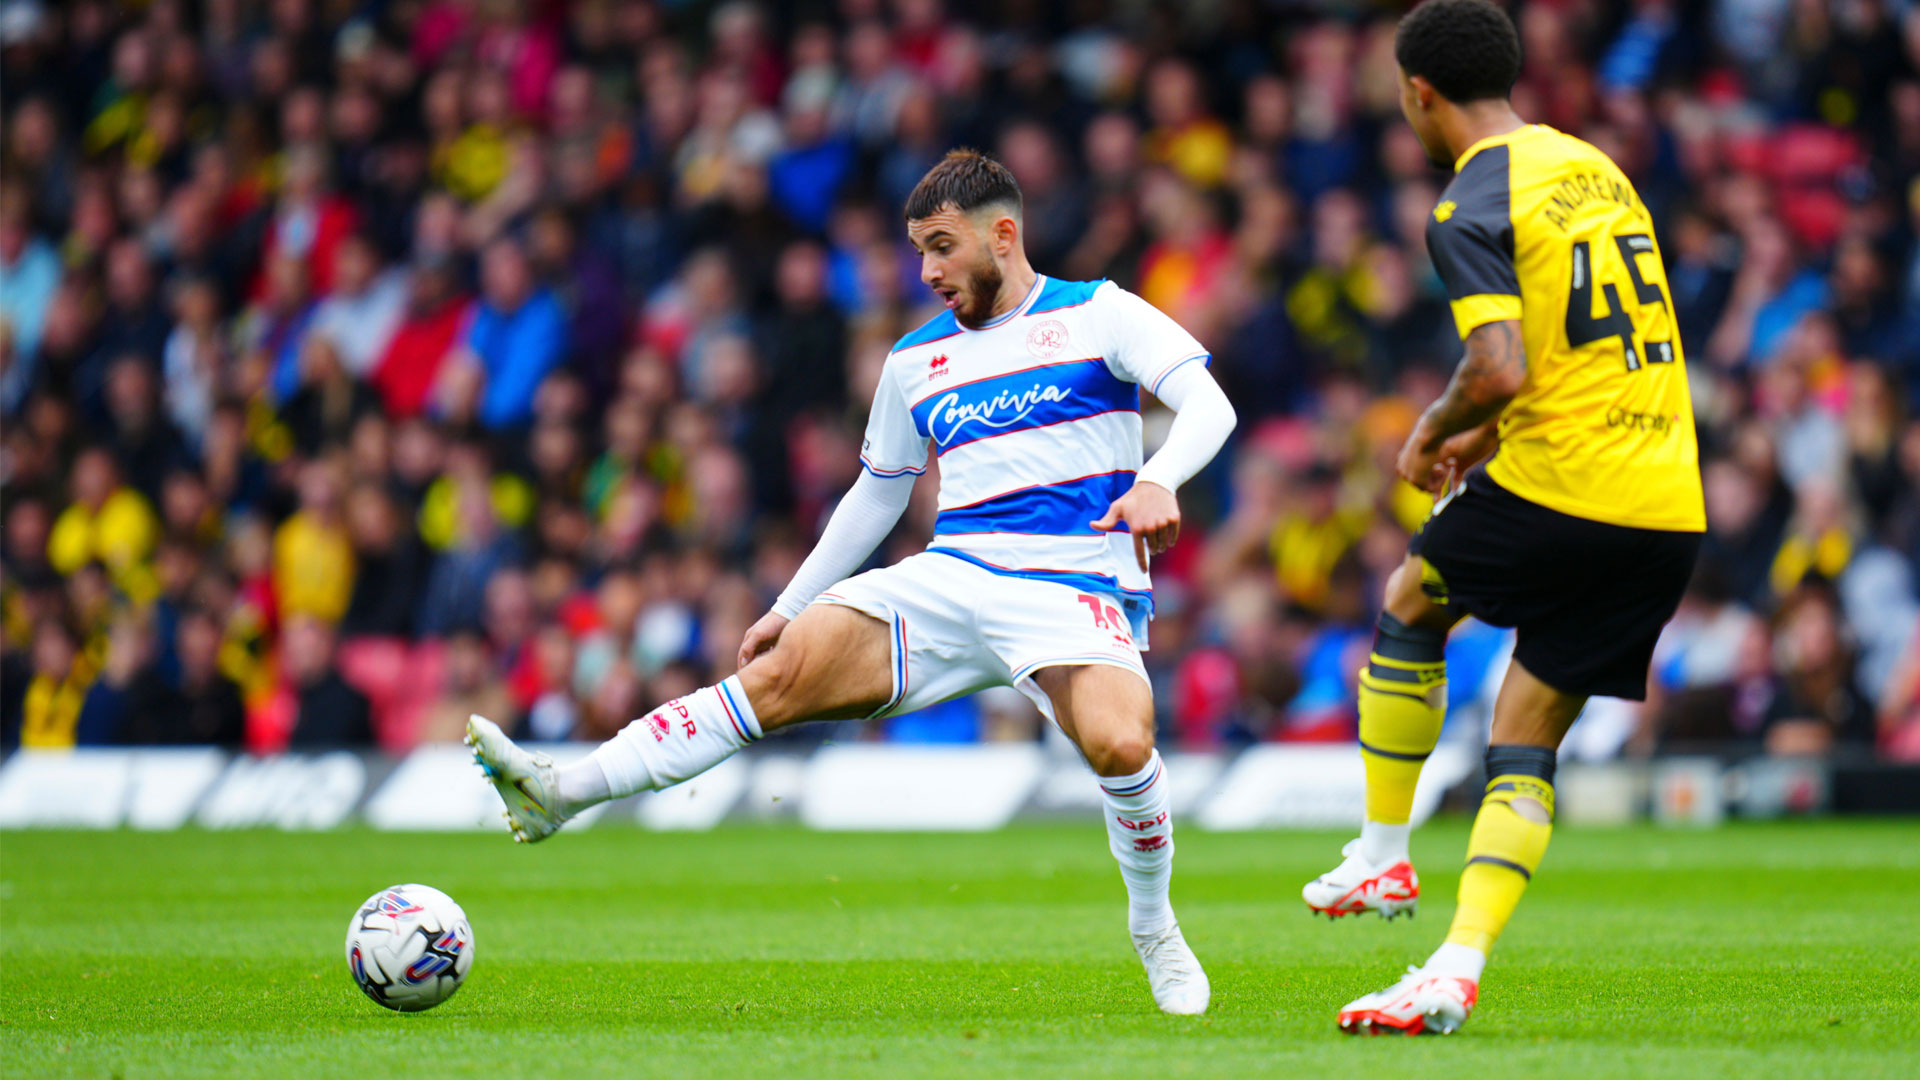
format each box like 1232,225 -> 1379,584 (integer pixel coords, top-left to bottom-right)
1566,232 -> 1676,372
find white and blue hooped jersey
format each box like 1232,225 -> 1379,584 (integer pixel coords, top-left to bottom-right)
859,275 -> 1209,639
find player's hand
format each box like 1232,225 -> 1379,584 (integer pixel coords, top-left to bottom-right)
1435,420 -> 1500,476
1091,480 -> 1180,572
1396,426 -> 1449,494
1399,418 -> 1501,495
737,611 -> 790,670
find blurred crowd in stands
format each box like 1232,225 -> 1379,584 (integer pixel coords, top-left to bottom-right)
2,0 -> 1918,763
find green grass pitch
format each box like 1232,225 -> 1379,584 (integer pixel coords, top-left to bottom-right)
4,821 -> 1916,1078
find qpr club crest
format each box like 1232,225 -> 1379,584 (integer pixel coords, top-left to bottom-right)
1026,319 -> 1068,359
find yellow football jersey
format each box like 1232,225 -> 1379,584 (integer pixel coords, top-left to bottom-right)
1427,124 -> 1705,532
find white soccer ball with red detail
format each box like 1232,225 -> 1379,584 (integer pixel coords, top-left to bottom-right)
345,884 -> 474,1012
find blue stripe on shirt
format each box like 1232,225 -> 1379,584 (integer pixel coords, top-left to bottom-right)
910,358 -> 1137,448
1028,277 -> 1106,314
892,310 -> 962,352
934,471 -> 1135,537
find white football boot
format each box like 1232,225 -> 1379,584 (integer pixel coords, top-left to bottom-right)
1302,840 -> 1419,919
1337,965 -> 1477,1035
1132,923 -> 1210,1015
465,714 -> 567,843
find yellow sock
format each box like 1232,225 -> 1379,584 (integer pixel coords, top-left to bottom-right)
1445,748 -> 1556,955
1357,615 -> 1447,825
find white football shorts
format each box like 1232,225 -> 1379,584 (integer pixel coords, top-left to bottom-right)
811,550 -> 1151,724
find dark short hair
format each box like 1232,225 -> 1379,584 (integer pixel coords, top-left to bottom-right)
1395,0 -> 1522,105
903,148 -> 1023,221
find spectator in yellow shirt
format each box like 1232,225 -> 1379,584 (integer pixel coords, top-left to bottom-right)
1269,462 -> 1373,613
19,618 -> 95,749
47,448 -> 159,602
1144,59 -> 1234,188
273,456 -> 355,624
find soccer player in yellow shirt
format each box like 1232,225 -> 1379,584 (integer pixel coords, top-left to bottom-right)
1296,0 -> 1706,1034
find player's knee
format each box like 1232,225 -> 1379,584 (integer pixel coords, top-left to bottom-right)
739,647 -> 806,729
1082,726 -> 1155,777
1381,564 -> 1425,623
1382,561 -> 1453,630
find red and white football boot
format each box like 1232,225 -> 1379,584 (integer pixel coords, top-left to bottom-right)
1302,840 -> 1419,919
1337,966 -> 1478,1035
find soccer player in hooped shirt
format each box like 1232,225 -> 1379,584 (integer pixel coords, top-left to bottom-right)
1303,0 -> 1704,1035
467,150 -> 1237,1014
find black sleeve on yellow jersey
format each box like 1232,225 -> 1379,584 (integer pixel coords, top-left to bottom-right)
1427,143 -> 1521,338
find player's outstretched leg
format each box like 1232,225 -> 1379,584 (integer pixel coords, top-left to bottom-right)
1339,661 -> 1578,1036
1306,559 -> 1453,919
468,604 -> 893,842
465,672 -> 761,843
1039,664 -> 1209,1015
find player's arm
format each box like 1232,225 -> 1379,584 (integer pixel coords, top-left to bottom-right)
740,360 -> 926,666
1404,172 -> 1525,493
1398,319 -> 1525,492
1087,285 -> 1238,570
1092,357 -> 1238,571
737,468 -> 917,666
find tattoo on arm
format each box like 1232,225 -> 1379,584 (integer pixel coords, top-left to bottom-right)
1421,320 -> 1526,445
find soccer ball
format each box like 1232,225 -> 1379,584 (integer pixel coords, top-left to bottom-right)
344,884 -> 474,1012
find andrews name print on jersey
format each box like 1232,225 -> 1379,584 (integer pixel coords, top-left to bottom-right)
857,275 -> 1210,631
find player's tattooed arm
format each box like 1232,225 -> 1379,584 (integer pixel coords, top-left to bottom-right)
1428,319 -> 1526,434
1397,319 -> 1525,492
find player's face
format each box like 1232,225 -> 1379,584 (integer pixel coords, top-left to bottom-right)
1399,70 -> 1452,168
907,205 -> 1006,330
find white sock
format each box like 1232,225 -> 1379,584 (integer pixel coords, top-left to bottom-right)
582,676 -> 763,800
1425,941 -> 1487,982
1099,750 -> 1176,937
554,755 -> 610,817
1359,820 -> 1411,867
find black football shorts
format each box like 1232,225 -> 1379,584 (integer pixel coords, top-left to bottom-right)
1410,467 -> 1701,700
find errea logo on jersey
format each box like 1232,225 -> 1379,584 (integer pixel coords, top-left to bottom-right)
927,354 -> 951,381
1433,201 -> 1457,223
